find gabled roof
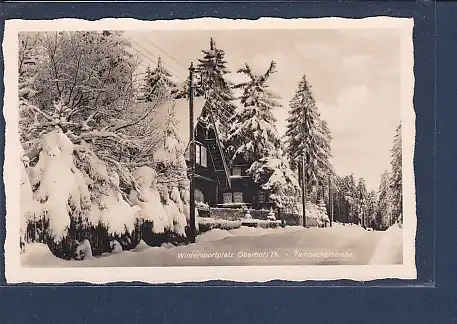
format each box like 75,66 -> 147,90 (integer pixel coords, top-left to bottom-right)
133,98 -> 231,187
135,97 -> 206,148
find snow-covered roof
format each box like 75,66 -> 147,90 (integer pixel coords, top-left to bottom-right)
136,97 -> 207,146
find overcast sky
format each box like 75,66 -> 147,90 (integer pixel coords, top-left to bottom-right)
126,28 -> 402,191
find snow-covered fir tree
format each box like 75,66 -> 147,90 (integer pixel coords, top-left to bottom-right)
340,174 -> 357,224
284,74 -> 332,203
248,155 -> 301,211
226,61 -> 299,210
152,101 -> 188,188
355,178 -> 368,226
377,170 -> 393,229
226,61 -> 282,163
195,37 -> 236,137
365,190 -> 378,229
390,124 -> 402,224
139,56 -> 178,103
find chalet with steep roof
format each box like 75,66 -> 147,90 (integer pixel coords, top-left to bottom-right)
146,97 -> 276,210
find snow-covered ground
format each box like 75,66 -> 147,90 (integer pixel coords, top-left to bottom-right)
21,223 -> 403,267
369,223 -> 403,264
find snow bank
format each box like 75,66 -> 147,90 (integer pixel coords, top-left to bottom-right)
229,226 -> 304,237
132,240 -> 150,252
21,243 -> 63,266
369,223 -> 403,265
22,224 -> 387,267
196,229 -> 235,243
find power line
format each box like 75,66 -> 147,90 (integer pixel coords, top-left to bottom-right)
128,35 -> 237,125
128,41 -> 158,67
137,34 -> 189,73
128,36 -> 187,83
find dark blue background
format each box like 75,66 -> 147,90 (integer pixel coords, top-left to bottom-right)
0,1 -> 453,322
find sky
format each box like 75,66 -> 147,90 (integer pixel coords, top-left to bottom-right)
126,28 -> 402,191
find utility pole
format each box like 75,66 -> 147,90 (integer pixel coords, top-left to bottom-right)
188,62 -> 196,243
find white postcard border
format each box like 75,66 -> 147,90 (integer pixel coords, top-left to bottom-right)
3,17 -> 417,284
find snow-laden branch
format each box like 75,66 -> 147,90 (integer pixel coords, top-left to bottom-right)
22,101 -> 53,121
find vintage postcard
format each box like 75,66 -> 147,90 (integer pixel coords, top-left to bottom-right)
3,17 -> 416,284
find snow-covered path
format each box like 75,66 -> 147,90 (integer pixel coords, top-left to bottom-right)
21,224 -> 403,267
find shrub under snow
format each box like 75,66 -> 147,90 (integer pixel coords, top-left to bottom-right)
129,166 -> 170,234
25,131 -> 143,243
20,158 -> 42,240
28,131 -> 89,239
110,240 -> 123,253
168,187 -> 188,235
297,201 -> 330,227
74,239 -> 93,260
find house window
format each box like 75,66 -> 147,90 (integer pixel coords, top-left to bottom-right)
200,145 -> 207,167
195,143 -> 208,168
232,167 -> 242,176
223,192 -> 233,204
233,192 -> 243,204
195,145 -> 201,165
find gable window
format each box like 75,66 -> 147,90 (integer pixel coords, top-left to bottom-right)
194,143 -> 208,168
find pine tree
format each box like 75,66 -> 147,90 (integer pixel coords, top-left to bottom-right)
390,124 -> 402,224
341,174 -> 357,224
153,101 -> 188,187
139,56 -> 178,103
226,61 -> 282,164
196,38 -> 236,136
378,170 -> 393,229
284,74 -> 332,202
365,190 -> 378,229
356,178 -> 368,226
226,61 -> 297,208
248,156 -> 301,211
317,120 -> 333,179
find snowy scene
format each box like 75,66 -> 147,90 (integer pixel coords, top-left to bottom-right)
10,19 -> 413,273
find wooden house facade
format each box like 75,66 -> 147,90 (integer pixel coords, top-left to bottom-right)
149,97 -> 275,210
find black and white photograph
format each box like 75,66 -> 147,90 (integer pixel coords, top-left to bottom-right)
3,17 -> 416,283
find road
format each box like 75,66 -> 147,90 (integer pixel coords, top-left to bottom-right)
22,224 -> 403,267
